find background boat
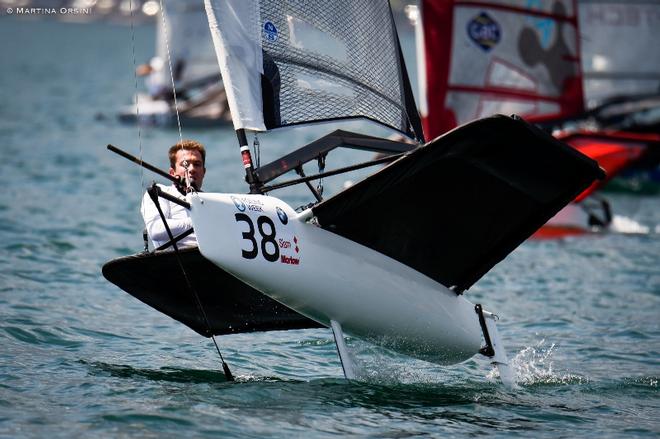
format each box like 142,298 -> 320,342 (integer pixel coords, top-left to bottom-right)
414,0 -> 660,235
117,0 -> 232,127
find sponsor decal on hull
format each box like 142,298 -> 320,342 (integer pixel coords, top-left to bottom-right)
231,198 -> 301,266
231,195 -> 264,213
280,255 -> 300,265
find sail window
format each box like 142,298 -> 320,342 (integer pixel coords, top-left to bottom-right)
295,73 -> 355,98
486,60 -> 537,91
286,15 -> 348,63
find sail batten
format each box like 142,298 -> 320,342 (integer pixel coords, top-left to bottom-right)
204,0 -> 423,140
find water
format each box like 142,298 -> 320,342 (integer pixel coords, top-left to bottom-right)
1,17 -> 659,438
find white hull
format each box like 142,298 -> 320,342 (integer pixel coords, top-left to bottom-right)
118,91 -> 231,127
118,95 -> 173,126
190,192 -> 482,365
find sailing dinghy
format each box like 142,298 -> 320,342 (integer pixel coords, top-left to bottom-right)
118,0 -> 232,127
104,0 -> 603,385
121,0 -> 603,384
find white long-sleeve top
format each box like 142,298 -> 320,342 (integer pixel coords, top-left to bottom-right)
141,184 -> 197,249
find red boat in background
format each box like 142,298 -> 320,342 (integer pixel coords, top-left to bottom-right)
413,0 -> 660,236
536,130 -> 657,238
556,131 -> 658,204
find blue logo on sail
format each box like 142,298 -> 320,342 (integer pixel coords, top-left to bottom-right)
276,206 -> 288,225
263,21 -> 278,42
467,12 -> 501,52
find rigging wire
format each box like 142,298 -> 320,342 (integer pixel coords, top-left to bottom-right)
253,132 -> 261,168
157,0 -> 184,145
147,186 -> 234,381
157,0 -> 193,188
126,2 -> 233,380
128,0 -> 145,216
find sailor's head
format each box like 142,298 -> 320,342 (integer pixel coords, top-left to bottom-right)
169,140 -> 206,191
136,57 -> 164,76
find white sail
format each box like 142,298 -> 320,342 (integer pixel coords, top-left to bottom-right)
579,0 -> 660,107
204,0 -> 265,131
152,0 -> 222,91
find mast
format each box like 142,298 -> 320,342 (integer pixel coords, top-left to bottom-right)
236,129 -> 260,193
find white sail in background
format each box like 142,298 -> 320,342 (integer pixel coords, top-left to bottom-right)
153,0 -> 222,91
204,0 -> 423,139
579,0 -> 660,107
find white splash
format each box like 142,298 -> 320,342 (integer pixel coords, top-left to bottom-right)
488,339 -> 586,385
610,215 -> 650,234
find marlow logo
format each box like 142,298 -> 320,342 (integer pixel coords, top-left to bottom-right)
467,12 -> 501,52
231,196 -> 246,212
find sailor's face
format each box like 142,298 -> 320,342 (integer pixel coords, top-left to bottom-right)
170,149 -> 205,190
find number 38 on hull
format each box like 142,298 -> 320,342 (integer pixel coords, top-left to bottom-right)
190,192 -> 483,365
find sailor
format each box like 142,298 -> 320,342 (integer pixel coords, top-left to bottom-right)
140,139 -> 206,250
136,57 -> 187,102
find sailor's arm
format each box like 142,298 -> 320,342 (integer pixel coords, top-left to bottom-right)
141,190 -> 192,243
